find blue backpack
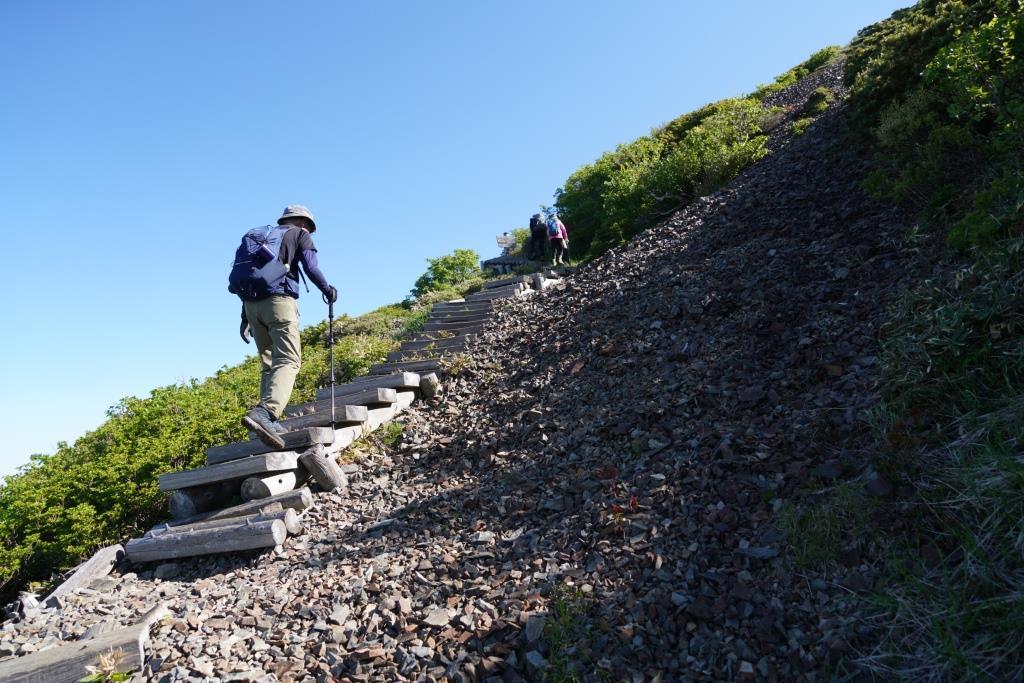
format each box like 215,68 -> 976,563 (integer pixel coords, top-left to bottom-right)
228,225 -> 291,301
547,219 -> 560,237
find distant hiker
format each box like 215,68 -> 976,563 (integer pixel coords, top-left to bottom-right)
547,214 -> 569,265
528,213 -> 547,261
228,205 -> 337,449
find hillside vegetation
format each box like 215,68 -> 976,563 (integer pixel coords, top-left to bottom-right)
553,47 -> 839,260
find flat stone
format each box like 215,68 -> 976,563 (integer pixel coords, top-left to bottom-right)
154,563 -> 180,580
469,531 -> 495,544
525,650 -> 548,671
524,614 -> 545,643
423,609 -> 450,627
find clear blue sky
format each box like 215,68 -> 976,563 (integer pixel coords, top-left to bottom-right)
1,0 -> 909,477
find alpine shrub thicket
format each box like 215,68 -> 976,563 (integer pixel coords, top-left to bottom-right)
554,97 -> 775,259
410,249 -> 481,298
552,45 -> 842,262
848,0 -> 1022,249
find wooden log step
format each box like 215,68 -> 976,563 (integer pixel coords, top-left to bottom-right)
326,424 -> 364,455
168,480 -> 239,520
45,544 -> 124,609
400,335 -> 471,352
169,487 -> 314,527
205,427 -> 334,466
324,391 -> 416,456
125,520 -> 287,564
423,313 -> 487,325
299,444 -> 347,492
391,335 -> 468,358
431,301 -> 493,312
465,286 -> 517,297
387,345 -> 463,362
159,451 -> 301,492
148,507 -> 301,537
369,359 -> 440,375
429,307 -> 492,316
464,288 -> 522,301
314,373 -> 419,400
421,321 -> 484,333
281,403 -> 368,424
406,329 -> 468,342
472,281 -> 525,293
364,392 -> 416,430
430,302 -> 493,312
417,327 -> 482,338
241,470 -> 307,501
280,391 -> 396,431
483,274 -> 529,289
148,502 -> 284,535
287,388 -> 396,417
423,311 -> 489,321
0,603 -> 169,683
461,294 -> 516,303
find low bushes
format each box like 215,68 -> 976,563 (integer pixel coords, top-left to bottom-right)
410,249 -> 481,299
554,97 -> 775,260
849,0 -> 1022,250
552,45 -> 842,263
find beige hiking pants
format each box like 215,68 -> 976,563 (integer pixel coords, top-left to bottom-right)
243,295 -> 301,419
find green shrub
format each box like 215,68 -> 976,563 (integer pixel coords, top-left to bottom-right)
410,249 -> 481,298
409,275 -> 489,308
554,44 -> 833,261
848,0 -> 1022,249
791,118 -> 814,136
798,87 -> 835,117
844,0 -> 1002,125
507,227 -> 530,257
555,97 -> 771,260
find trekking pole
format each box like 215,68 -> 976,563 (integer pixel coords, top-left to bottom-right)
324,291 -> 336,424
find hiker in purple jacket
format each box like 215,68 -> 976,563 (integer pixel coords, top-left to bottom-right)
546,215 -> 569,266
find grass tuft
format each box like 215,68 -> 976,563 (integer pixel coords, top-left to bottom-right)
543,584 -> 597,683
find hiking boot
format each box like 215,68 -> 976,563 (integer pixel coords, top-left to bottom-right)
242,406 -> 285,449
272,420 -> 288,436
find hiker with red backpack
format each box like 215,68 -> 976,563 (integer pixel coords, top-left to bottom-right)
546,214 -> 569,266
228,205 -> 337,449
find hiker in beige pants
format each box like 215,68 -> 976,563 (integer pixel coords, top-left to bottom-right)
243,295 -> 301,420
233,205 -> 336,448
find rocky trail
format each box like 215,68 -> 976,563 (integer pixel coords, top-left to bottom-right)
1,61 -> 927,682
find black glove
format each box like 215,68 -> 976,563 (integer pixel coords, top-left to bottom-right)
240,320 -> 251,344
326,286 -> 338,304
